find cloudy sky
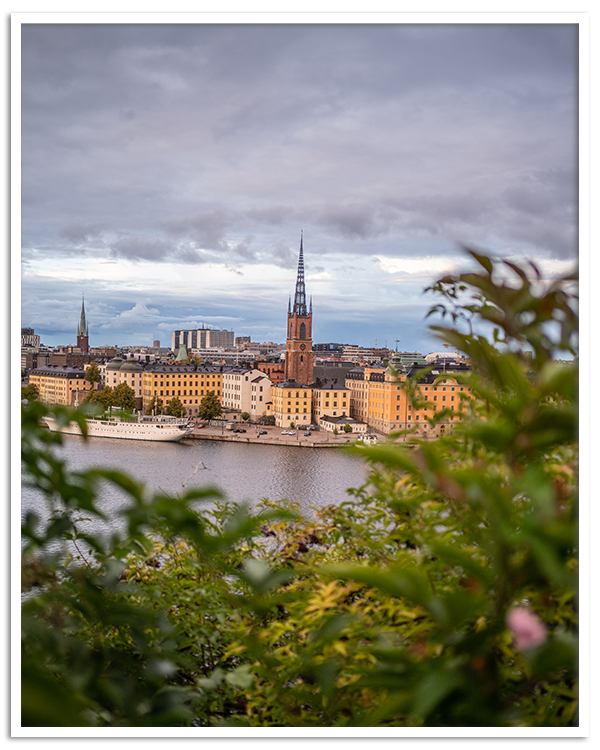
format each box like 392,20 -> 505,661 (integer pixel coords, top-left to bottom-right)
19,19 -> 579,351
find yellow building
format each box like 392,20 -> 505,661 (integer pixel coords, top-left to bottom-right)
142,364 -> 223,417
311,380 -> 350,426
29,365 -> 94,406
271,381 -> 313,428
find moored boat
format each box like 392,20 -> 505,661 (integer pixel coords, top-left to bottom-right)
43,413 -> 193,442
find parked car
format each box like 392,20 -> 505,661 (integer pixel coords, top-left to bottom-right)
304,431 -> 311,436
281,430 -> 289,435
259,430 -> 267,435
287,430 -> 296,435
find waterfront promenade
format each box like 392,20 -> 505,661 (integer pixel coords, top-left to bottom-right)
185,423 -> 362,448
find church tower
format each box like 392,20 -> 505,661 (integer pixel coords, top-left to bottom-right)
76,295 -> 89,353
284,232 -> 314,385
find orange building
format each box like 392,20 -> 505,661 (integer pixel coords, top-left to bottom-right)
346,354 -> 473,437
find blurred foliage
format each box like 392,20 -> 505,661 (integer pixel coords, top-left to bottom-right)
21,251 -> 578,728
21,383 -> 39,401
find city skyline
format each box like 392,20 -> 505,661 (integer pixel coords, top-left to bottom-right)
19,18 -> 579,350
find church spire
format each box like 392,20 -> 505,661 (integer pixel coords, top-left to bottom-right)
293,231 -> 307,316
77,294 -> 88,337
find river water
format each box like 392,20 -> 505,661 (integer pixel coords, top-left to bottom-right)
21,434 -> 370,531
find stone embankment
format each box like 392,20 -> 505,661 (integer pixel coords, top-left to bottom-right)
184,424 -> 361,448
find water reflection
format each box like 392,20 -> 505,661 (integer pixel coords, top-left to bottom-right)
22,435 -> 369,522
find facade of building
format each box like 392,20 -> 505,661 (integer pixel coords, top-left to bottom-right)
284,233 -> 314,385
270,381 -> 314,428
311,379 -> 350,425
345,354 -> 473,437
221,368 -> 272,420
99,356 -> 145,409
141,364 -> 224,417
171,327 -> 235,351
29,365 -> 94,406
21,328 -> 41,347
254,358 -> 286,384
21,347 -> 52,373
319,415 -> 367,435
76,297 -> 90,354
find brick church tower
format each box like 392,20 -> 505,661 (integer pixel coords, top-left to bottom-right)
76,295 -> 89,353
284,233 -> 314,385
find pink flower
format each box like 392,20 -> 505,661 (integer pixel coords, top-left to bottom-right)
506,606 -> 548,651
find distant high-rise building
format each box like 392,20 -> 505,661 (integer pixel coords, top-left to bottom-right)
76,296 -> 89,353
21,327 -> 41,347
284,232 -> 314,385
153,340 -> 160,349
171,326 -> 235,351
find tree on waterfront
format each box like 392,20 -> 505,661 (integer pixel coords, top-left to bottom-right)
21,251 -> 578,728
241,412 -> 250,422
113,382 -> 137,411
343,423 -> 352,433
83,385 -> 114,410
145,395 -> 164,415
166,396 -> 186,418
84,361 -> 101,388
198,390 -> 222,421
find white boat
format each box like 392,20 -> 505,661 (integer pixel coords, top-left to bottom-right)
43,413 -> 194,442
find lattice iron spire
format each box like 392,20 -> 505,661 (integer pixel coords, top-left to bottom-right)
292,231 -> 307,316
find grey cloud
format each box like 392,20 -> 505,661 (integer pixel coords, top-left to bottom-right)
60,220 -> 108,244
109,236 -> 194,263
156,209 -> 230,248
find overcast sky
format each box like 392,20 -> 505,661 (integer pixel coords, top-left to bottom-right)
19,20 -> 578,351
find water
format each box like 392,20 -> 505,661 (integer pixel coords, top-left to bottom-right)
22,435 -> 370,531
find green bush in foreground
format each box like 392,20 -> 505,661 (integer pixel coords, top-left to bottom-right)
21,251 -> 578,727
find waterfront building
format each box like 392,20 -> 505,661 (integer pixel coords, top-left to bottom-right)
284,232 -> 314,385
141,364 -> 223,417
345,365 -> 384,425
346,354 -> 473,437
270,380 -> 313,428
76,296 -> 90,354
319,414 -> 367,436
115,356 -> 145,409
29,364 -> 94,406
311,379 -> 350,425
222,368 -> 272,420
